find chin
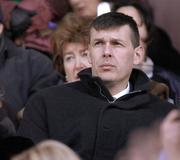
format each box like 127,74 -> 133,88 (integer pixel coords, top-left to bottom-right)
99,75 -> 115,82
93,69 -> 115,80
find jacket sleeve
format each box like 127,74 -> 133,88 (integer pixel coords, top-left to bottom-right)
27,49 -> 61,96
17,92 -> 48,143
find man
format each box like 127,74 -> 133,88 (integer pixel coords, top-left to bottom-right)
0,6 -> 60,113
18,12 -> 174,160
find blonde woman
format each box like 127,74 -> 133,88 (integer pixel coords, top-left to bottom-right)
11,140 -> 81,160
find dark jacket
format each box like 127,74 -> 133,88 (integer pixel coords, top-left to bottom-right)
17,68 -> 175,160
152,65 -> 180,105
0,100 -> 17,139
0,35 -> 60,112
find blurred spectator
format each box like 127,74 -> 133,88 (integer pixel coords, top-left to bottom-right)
0,6 -> 61,113
11,140 -> 80,160
115,123 -> 161,160
52,13 -> 92,82
116,109 -> 180,160
147,26 -> 180,76
113,0 -> 180,105
68,0 -> 101,18
9,6 -> 36,47
160,109 -> 180,160
48,0 -> 71,21
147,0 -> 180,54
0,0 -> 71,56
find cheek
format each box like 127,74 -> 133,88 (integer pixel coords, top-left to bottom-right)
84,59 -> 92,68
90,53 -> 100,66
139,26 -> 148,41
64,62 -> 74,76
116,53 -> 134,67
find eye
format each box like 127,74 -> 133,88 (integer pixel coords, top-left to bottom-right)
82,51 -> 88,57
64,55 -> 74,62
94,41 -> 103,46
111,41 -> 125,47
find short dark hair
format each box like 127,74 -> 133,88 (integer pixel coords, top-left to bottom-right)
90,12 -> 140,48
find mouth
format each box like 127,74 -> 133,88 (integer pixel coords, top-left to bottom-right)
99,64 -> 115,71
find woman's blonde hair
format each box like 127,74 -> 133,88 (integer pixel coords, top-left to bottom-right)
11,140 -> 81,160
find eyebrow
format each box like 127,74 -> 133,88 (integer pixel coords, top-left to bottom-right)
92,37 -> 127,43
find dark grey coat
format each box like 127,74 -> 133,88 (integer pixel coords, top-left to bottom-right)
0,35 -> 60,112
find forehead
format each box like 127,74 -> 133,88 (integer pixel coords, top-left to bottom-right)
90,25 -> 132,41
63,42 -> 87,52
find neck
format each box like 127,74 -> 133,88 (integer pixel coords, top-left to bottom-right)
104,80 -> 129,96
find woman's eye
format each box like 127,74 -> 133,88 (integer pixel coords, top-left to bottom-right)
64,55 -> 74,62
82,52 -> 88,57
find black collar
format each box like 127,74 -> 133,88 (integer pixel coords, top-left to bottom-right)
78,68 -> 150,104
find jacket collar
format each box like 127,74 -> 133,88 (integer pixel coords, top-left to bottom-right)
78,68 -> 151,107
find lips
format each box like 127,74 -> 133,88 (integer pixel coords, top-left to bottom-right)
99,64 -> 115,70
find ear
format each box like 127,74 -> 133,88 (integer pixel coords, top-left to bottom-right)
87,44 -> 92,64
133,45 -> 145,65
0,24 -> 3,34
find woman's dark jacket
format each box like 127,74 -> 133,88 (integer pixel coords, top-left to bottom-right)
0,36 -> 60,112
17,68 -> 175,160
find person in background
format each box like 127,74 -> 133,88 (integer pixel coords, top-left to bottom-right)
115,109 -> 180,160
160,109 -> 180,160
68,0 -> 101,18
113,0 -> 180,105
0,5 -> 61,114
17,12 -> 175,160
11,140 -> 81,160
0,0 -> 71,56
8,6 -> 36,47
52,13 -> 92,82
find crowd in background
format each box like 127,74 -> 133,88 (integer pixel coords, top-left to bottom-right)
0,0 -> 180,160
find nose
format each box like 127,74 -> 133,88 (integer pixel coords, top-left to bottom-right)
103,44 -> 112,58
75,57 -> 85,71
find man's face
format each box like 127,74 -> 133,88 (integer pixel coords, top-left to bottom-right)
89,25 -> 142,86
69,0 -> 100,17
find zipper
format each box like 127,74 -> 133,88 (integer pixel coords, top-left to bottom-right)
94,81 -> 143,103
94,81 -> 116,104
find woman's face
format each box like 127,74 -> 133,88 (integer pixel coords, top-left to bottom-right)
116,6 -> 148,55
63,42 -> 91,82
